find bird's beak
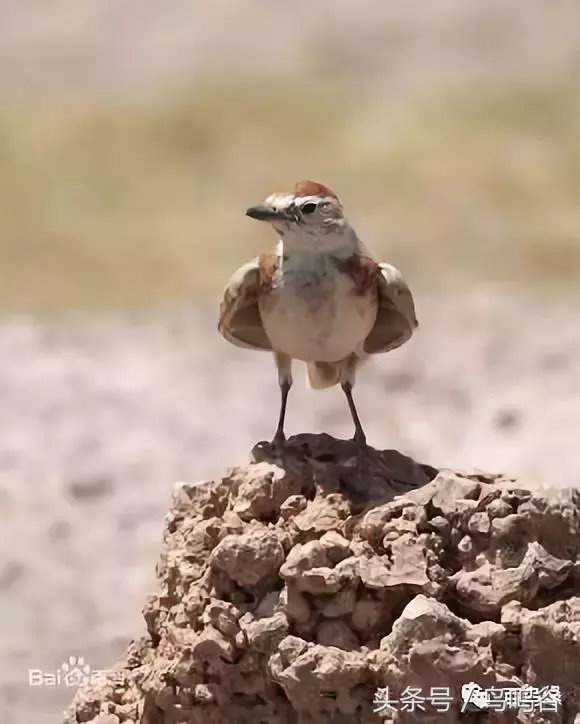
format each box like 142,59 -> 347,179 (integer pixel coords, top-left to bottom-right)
245,203 -> 284,222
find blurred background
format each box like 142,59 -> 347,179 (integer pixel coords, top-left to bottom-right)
0,1 -> 579,722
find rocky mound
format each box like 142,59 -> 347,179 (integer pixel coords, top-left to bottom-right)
64,434 -> 580,723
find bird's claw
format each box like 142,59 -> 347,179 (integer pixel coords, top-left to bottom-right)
351,434 -> 368,485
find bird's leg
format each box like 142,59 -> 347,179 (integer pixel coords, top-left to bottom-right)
342,381 -> 367,447
272,352 -> 293,454
340,355 -> 367,478
272,380 -> 291,449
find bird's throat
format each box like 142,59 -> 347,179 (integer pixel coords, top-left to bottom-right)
275,223 -> 365,265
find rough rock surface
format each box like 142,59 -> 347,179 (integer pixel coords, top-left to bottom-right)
64,434 -> 580,723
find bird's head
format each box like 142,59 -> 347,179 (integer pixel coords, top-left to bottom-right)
245,181 -> 345,239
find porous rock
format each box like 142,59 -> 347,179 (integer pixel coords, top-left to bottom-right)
64,434 -> 580,723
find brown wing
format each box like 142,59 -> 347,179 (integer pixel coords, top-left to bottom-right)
217,258 -> 272,351
364,262 -> 418,354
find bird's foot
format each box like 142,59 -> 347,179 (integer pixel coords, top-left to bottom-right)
351,432 -> 368,485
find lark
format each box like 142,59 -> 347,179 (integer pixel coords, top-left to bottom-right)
218,180 -> 418,467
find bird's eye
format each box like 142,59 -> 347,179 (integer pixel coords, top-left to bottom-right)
301,202 -> 317,215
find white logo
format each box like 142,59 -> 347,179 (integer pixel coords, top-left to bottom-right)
28,655 -> 124,688
461,683 -> 489,711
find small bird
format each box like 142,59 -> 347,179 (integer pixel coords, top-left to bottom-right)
218,180 -> 418,467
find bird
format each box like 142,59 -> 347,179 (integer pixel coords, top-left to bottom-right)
218,180 -> 418,469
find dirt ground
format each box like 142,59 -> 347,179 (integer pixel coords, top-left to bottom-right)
1,288 -> 580,723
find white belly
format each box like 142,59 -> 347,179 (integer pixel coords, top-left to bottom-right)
259,262 -> 377,362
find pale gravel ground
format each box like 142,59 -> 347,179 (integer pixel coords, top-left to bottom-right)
1,0 -> 580,99
1,289 -> 580,723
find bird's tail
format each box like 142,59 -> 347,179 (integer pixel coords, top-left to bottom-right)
306,361 -> 341,390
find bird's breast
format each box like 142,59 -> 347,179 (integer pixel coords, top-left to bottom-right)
258,255 -> 378,362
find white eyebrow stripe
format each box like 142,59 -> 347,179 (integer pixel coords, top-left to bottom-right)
296,195 -> 320,205
266,194 -> 294,208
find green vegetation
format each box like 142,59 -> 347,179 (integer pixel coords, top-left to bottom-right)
0,77 -> 578,311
